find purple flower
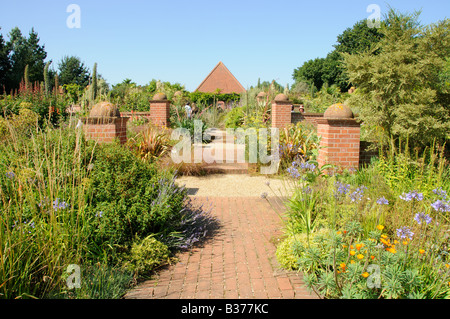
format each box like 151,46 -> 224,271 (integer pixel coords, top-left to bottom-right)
376,197 -> 389,205
303,186 -> 312,194
396,226 -> 414,240
260,192 -> 268,199
431,200 -> 450,212
287,165 -> 301,179
350,185 -> 367,202
53,198 -> 69,211
96,211 -> 104,218
433,187 -> 448,200
334,181 -> 351,197
414,212 -> 432,225
5,171 -> 15,179
399,190 -> 423,202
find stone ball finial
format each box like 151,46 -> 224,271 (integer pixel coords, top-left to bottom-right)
257,92 -> 267,98
274,93 -> 289,102
89,101 -> 120,118
323,103 -> 354,119
153,92 -> 167,101
173,91 -> 183,97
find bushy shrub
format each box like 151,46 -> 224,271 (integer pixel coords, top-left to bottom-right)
224,106 -> 245,128
125,236 -> 170,275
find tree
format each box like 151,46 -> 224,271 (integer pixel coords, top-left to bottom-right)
5,27 -> 47,91
293,20 -> 383,92
0,29 -> 11,93
58,56 -> 90,87
343,9 -> 450,148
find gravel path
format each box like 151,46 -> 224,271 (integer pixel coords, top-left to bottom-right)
176,174 -> 294,198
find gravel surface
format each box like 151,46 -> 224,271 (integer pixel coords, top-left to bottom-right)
176,174 -> 294,197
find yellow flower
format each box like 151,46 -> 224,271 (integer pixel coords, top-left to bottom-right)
402,240 -> 408,245
393,240 -> 399,245
381,234 -> 388,239
445,264 -> 449,269
419,249 -> 425,254
357,254 -> 364,260
362,272 -> 369,278
340,263 -> 346,269
350,245 -> 354,249
350,260 -> 355,264
337,231 -> 342,235
377,225 -> 385,231
356,243 -> 364,251
350,250 -> 356,256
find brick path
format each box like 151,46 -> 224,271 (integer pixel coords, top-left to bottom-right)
125,196 -> 318,299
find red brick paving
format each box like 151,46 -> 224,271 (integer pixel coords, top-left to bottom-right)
124,196 -> 318,299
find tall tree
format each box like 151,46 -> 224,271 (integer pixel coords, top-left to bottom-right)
0,29 -> 11,93
43,61 -> 51,94
91,62 -> 97,101
58,56 -> 90,87
343,9 -> 450,148
6,27 -> 47,91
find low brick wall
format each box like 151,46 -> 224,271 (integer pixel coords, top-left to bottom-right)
291,112 -> 324,127
82,117 -> 129,144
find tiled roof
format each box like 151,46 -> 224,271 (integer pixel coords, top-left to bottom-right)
195,61 -> 246,94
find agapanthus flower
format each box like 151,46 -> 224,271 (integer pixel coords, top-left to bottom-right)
433,187 -> 447,200
350,186 -> 367,202
53,198 -> 69,211
414,212 -> 432,225
5,171 -> 15,179
399,190 -> 423,202
335,181 -> 351,196
376,197 -> 389,205
287,165 -> 301,179
431,199 -> 450,212
300,162 -> 316,171
396,226 -> 414,240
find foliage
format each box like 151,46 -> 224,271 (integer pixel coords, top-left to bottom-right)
274,137 -> 450,298
2,27 -> 48,93
293,20 -> 383,92
224,106 -> 245,128
129,124 -> 172,162
124,236 -> 170,275
58,56 -> 90,87
188,92 -> 240,106
343,9 -> 450,149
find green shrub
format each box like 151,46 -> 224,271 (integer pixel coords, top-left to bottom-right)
124,236 -> 170,275
224,106 -> 245,128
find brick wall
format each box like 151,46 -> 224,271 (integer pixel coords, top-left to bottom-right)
150,101 -> 171,127
271,101 -> 292,129
291,112 -> 324,127
82,117 -> 129,144
317,118 -> 360,170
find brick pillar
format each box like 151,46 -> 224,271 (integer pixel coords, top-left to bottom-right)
150,93 -> 171,127
317,104 -> 360,170
271,94 -> 292,129
82,117 -> 129,144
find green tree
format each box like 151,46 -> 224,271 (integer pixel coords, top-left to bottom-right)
5,27 -> 47,91
343,9 -> 450,148
58,56 -> 90,87
293,20 -> 383,92
0,29 -> 11,93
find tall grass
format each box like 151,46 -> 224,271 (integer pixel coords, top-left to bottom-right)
0,117 -> 95,298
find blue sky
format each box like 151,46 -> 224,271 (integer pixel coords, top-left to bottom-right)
0,0 -> 449,91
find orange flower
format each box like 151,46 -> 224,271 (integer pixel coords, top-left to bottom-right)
362,272 -> 369,278
419,249 -> 425,254
445,264 -> 449,269
402,240 -> 408,245
350,260 -> 355,264
387,247 -> 397,254
370,255 -> 375,260
350,250 -> 356,256
356,243 -> 364,251
337,231 -> 342,235
340,263 -> 346,269
377,225 -> 385,231
357,254 -> 364,260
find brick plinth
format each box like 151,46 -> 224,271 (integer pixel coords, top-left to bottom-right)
150,100 -> 171,127
317,118 -> 360,170
271,100 -> 293,129
82,117 -> 129,144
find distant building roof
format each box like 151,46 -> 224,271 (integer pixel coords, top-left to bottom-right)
195,61 -> 246,94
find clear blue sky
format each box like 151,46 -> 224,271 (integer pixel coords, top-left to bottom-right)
1,0 -> 448,91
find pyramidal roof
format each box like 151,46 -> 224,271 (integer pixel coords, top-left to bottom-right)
195,62 -> 246,94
